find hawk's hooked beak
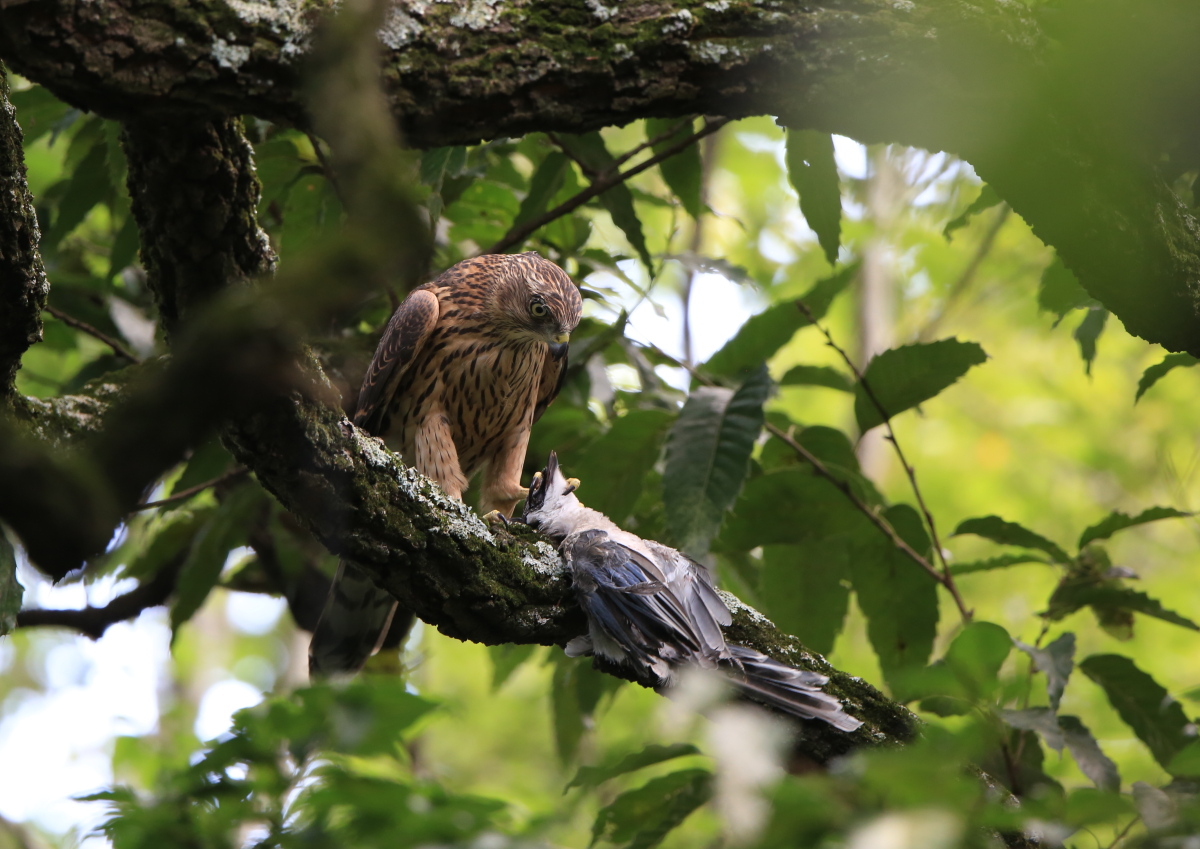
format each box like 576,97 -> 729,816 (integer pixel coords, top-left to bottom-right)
549,332 -> 570,361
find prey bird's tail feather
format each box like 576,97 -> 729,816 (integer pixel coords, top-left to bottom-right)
722,645 -> 864,732
309,560 -> 398,677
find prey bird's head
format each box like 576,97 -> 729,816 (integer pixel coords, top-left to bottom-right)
488,252 -> 582,359
523,451 -> 583,540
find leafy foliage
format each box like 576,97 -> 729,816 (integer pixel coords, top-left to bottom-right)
853,338 -> 988,431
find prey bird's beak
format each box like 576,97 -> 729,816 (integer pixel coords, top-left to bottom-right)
549,332 -> 570,361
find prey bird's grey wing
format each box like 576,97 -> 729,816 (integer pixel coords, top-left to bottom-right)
354,286 -> 440,433
722,645 -> 864,732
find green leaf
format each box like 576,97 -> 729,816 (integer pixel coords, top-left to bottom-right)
718,467 -> 870,551
1002,708 -> 1065,752
664,366 -> 771,555
591,769 -> 711,849
43,139 -> 111,252
916,621 -> 1011,714
1073,308 -> 1108,375
1014,632 -> 1075,712
854,338 -> 988,432
779,364 -> 853,393
567,743 -> 701,792
1046,583 -> 1200,633
557,132 -> 653,274
1039,256 -> 1092,319
123,507 -> 214,581
949,553 -> 1051,575
1058,715 -> 1121,792
943,184 -> 1002,238
702,264 -> 856,379
850,504 -> 939,695
0,527 -> 22,637
1136,352 -> 1199,402
513,150 -> 569,229
171,438 -> 237,498
570,409 -> 674,523
1078,506 -> 1192,548
1167,740 -> 1200,779
488,643 -> 538,690
548,654 -> 617,765
169,485 -> 262,635
1080,654 -> 1194,770
10,85 -> 73,146
646,118 -> 702,219
107,213 -> 140,281
761,540 -> 850,655
953,515 -> 1071,563
785,129 -> 841,265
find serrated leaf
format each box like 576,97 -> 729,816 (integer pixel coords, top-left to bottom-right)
1136,352 -> 1199,402
1002,708 -> 1065,752
1073,307 -> 1108,374
761,540 -> 850,655
488,643 -> 538,690
850,504 -> 939,696
123,507 -> 214,581
1080,654 -> 1194,769
419,146 -> 455,186
43,139 -> 111,252
1167,740 -> 1200,778
1078,506 -> 1192,548
664,367 -> 771,555
557,132 -> 653,274
854,338 -> 988,432
513,150 -> 569,229
1015,632 -> 1075,712
779,364 -> 854,393
0,527 -> 22,637
569,409 -> 674,524
718,467 -> 871,551
1046,583 -> 1199,633
785,129 -> 841,265
949,553 -> 1051,575
169,485 -> 262,635
1058,715 -> 1121,791
953,515 -> 1071,563
646,118 -> 702,219
591,769 -> 711,849
916,621 -> 1011,714
1132,781 -> 1178,830
567,743 -> 701,792
703,264 -> 856,379
943,184 -> 1002,238
10,85 -> 72,146
1039,256 -> 1092,319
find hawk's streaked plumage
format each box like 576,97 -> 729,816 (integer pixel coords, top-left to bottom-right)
310,253 -> 582,676
523,452 -> 862,732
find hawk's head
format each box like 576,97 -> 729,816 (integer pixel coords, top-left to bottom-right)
488,252 -> 583,359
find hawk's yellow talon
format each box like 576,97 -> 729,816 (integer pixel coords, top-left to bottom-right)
483,509 -> 511,527
566,477 -> 581,490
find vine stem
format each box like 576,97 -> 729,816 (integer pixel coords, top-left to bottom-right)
796,301 -> 972,623
485,117 -> 730,255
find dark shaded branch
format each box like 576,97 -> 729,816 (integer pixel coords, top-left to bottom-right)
0,63 -> 49,402
16,554 -> 184,639
43,305 -> 139,364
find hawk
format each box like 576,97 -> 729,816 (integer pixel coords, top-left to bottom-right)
310,252 -> 583,676
523,452 -> 862,731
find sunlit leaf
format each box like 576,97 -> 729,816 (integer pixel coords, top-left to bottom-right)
1058,715 -> 1121,791
1080,654 -> 1194,770
591,769 -> 711,849
850,504 -> 939,696
943,184 -> 1002,238
761,540 -> 850,655
42,138 -> 111,252
646,117 -> 703,219
779,364 -> 853,393
1014,632 -> 1075,712
1167,741 -> 1200,779
10,84 -> 72,146
1135,352 -> 1199,402
488,643 -> 539,690
567,743 -> 701,792
1078,505 -> 1191,548
664,366 -> 771,555
854,338 -> 988,432
916,621 -> 1010,714
953,515 -> 1071,563
785,129 -> 841,265
949,553 -> 1051,575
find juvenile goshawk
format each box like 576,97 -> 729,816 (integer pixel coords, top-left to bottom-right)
310,252 -> 583,676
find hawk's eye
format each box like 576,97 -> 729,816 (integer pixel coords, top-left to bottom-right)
529,298 -> 550,318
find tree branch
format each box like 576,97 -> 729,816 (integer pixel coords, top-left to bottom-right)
43,305 -> 139,364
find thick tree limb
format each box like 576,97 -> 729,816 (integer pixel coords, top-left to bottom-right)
1,1 -> 1200,352
0,63 -> 48,402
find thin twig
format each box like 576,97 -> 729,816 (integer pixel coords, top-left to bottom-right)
133,467 -> 249,511
485,117 -> 730,255
920,204 -> 1010,341
43,304 -> 139,363
306,132 -> 346,206
1104,816 -> 1140,849
797,301 -> 972,622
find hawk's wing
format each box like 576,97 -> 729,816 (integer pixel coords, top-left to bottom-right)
354,287 -> 440,434
532,347 -> 568,424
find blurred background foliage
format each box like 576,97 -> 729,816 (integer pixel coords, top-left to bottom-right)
4,63 -> 1200,849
